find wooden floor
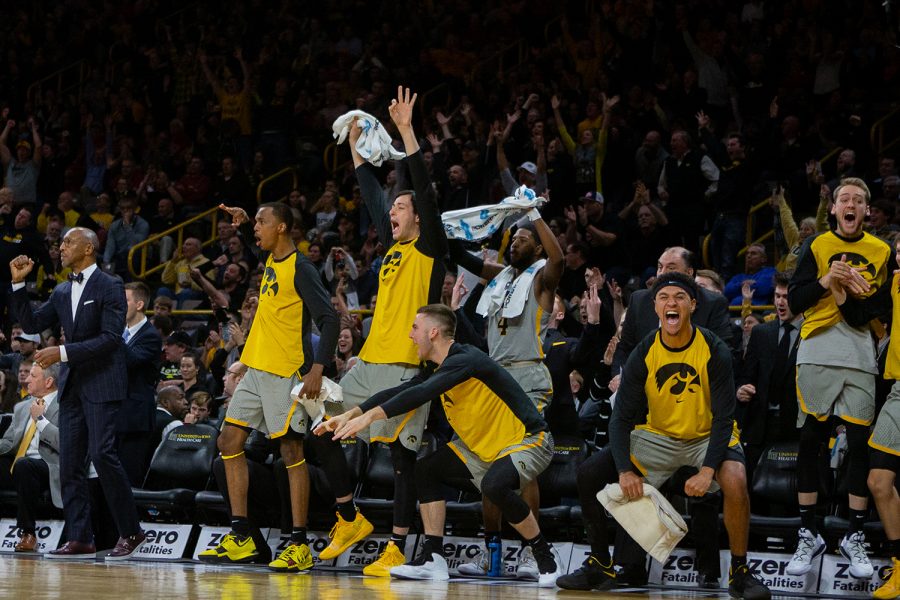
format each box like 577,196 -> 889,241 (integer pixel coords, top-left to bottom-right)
0,554 -> 779,600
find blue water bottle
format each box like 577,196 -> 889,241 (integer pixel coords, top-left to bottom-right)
487,536 -> 502,577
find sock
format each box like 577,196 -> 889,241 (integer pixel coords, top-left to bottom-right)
848,508 -> 867,535
336,499 -> 357,522
390,533 -> 407,552
291,527 -> 308,545
526,533 -> 556,573
731,555 -> 747,571
799,504 -> 817,534
886,538 -> 900,560
423,534 -> 444,557
231,517 -> 250,537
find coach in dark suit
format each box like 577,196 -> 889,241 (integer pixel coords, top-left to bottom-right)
117,281 -> 162,486
736,272 -> 800,481
9,227 -> 145,560
610,246 -> 733,378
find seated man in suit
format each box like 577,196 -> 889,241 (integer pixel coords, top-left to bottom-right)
146,386 -> 187,468
0,362 -> 61,552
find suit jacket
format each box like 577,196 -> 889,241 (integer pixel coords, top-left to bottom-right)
0,395 -> 62,507
736,319 -> 799,445
612,286 -> 733,374
117,320 -> 162,433
10,268 -> 127,403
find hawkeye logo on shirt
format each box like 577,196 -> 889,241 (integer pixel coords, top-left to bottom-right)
654,363 -> 700,401
380,250 -> 402,281
827,252 -> 875,279
261,266 -> 279,297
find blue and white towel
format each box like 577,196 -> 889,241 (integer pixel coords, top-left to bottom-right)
476,258 -> 546,319
441,185 -> 544,242
332,110 -> 406,167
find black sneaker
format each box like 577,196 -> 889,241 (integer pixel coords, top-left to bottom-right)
617,563 -> 649,586
556,555 -> 616,591
697,571 -> 721,589
728,564 -> 771,600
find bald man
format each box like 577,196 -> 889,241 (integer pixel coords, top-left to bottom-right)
9,227 -> 145,560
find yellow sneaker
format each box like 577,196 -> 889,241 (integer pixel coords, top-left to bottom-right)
318,510 -> 374,560
874,558 -> 900,600
269,542 -> 314,572
363,541 -> 406,577
197,532 -> 258,564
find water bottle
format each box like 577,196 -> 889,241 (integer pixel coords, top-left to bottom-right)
487,537 -> 502,577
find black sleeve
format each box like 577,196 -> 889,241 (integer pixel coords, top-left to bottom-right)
238,221 -> 269,263
448,239 -> 486,276
453,307 -> 487,351
374,354 -> 474,418
788,236 -> 828,315
838,280 -> 893,327
699,127 -> 727,166
702,331 -> 737,470
356,163 -> 394,246
611,295 -> 643,374
408,150 -> 448,259
609,335 -> 651,473
360,370 -> 428,412
294,256 -> 340,366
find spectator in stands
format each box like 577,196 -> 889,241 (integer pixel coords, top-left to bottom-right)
159,237 -> 213,307
148,197 -> 179,263
0,362 -> 61,553
102,197 -> 150,279
695,269 -> 726,294
618,182 -> 672,280
211,156 -> 252,208
334,327 -> 360,381
0,116 -> 42,207
634,131 -> 669,197
152,296 -> 174,319
770,185 -> 829,272
324,246 -> 359,310
183,391 -> 212,425
723,244 -> 777,306
199,49 -> 252,169
117,281 -> 162,486
658,130 -> 719,253
0,368 -> 18,412
0,332 -> 39,385
179,351 -> 209,398
15,360 -> 32,401
205,220 -> 237,262
159,331 -> 191,386
868,199 -> 899,243
149,386 -> 187,463
217,360 -> 248,417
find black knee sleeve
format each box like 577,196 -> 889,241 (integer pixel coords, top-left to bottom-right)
307,434 -> 355,498
481,457 -> 530,525
844,422 -> 871,498
390,442 -> 417,528
797,417 -> 830,494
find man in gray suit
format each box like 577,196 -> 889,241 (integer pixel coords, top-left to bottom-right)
0,362 -> 61,552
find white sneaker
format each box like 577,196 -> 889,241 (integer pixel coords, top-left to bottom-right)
839,531 -> 874,579
456,548 -> 489,576
786,528 -> 826,576
390,552 -> 450,581
516,545 -> 538,580
537,546 -> 564,588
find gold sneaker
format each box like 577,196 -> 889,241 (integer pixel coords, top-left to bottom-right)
197,532 -> 258,564
318,510 -> 374,560
874,558 -> 900,600
363,541 -> 405,577
269,542 -> 314,572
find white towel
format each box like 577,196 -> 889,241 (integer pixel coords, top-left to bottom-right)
441,185 -> 544,241
332,110 -> 406,167
476,258 -> 546,319
597,482 -> 688,563
290,376 -> 343,430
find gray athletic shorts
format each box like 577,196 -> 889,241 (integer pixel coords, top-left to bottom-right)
630,428 -> 743,493
501,362 -> 553,415
447,431 -> 554,491
796,364 -> 876,426
225,367 -> 307,438
332,359 -> 428,452
870,381 -> 900,456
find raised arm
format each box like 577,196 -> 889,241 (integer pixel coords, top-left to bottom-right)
533,216 -> 564,312
0,118 -> 13,167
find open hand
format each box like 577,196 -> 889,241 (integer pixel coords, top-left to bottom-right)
388,86 -> 417,129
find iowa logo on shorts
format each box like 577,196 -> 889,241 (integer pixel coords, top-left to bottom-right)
261,266 -> 279,297
380,250 -> 403,281
827,252 -> 876,279
654,363 -> 701,399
